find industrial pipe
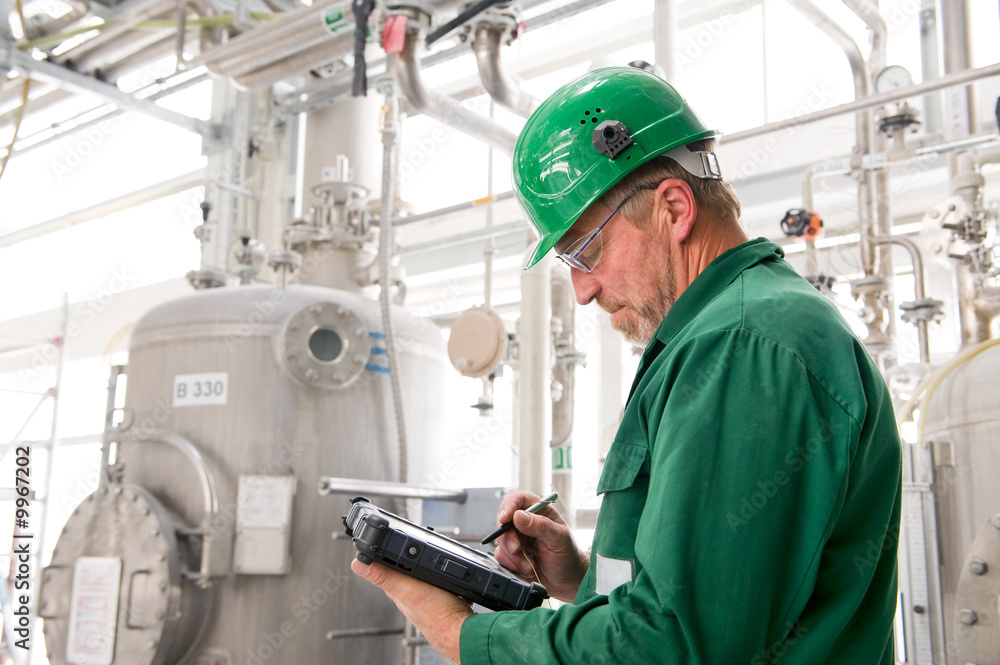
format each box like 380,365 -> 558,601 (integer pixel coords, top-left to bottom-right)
390,27 -> 517,156
472,23 -> 541,120
842,0 -> 887,78
391,190 -> 515,226
120,428 -> 220,519
231,31 -> 355,89
940,0 -> 977,133
786,0 -> 887,345
55,0 -> 175,64
874,235 -> 931,363
550,270 -> 576,526
193,0 -> 346,74
317,476 -> 468,502
517,254 -> 552,497
724,62 -> 1000,144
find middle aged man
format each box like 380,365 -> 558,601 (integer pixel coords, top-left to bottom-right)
354,66 -> 902,664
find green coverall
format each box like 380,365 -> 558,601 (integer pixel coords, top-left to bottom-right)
461,239 -> 902,664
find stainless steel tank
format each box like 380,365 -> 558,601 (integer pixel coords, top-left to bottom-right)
922,344 -> 1000,663
42,283 -> 454,665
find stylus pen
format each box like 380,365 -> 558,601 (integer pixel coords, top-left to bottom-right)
481,492 -> 559,545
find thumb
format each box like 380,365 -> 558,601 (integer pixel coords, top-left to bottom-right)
513,510 -> 557,541
352,558 -> 397,592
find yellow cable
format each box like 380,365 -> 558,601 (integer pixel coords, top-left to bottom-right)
102,323 -> 135,364
896,338 -> 1000,444
0,78 -> 32,185
522,551 -> 552,609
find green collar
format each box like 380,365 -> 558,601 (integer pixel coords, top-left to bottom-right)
651,237 -> 784,346
626,238 -> 784,405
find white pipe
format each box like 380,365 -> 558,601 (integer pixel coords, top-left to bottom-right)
231,30 -> 354,90
726,62 -> 1000,144
653,0 -> 677,82
517,253 -> 552,497
193,0 -> 345,71
842,0 -> 887,78
550,270 -> 575,526
0,168 -> 207,247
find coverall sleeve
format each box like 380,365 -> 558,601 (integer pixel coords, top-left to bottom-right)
459,328 -> 858,664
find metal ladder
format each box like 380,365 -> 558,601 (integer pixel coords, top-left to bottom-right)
1,296 -> 69,665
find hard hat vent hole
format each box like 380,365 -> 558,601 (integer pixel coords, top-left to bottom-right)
592,117 -> 598,123
580,120 -> 586,125
585,110 -> 590,116
596,108 -> 602,113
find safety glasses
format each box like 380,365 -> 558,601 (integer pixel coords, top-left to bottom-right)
556,183 -> 660,272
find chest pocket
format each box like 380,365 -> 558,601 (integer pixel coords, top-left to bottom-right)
597,441 -> 649,494
589,441 -> 650,597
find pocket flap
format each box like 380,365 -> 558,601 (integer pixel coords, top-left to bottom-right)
596,442 -> 649,494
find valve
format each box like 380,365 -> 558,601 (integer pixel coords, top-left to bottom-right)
780,208 -> 823,240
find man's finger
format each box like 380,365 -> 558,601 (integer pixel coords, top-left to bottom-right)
512,509 -> 564,543
497,490 -> 541,524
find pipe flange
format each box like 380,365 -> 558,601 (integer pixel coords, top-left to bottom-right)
186,269 -> 228,290
468,12 -> 520,44
951,169 -> 985,195
899,298 -> 945,324
850,275 -> 892,298
267,249 -> 303,273
280,301 -> 371,390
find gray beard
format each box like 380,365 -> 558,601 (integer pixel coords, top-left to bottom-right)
611,245 -> 677,345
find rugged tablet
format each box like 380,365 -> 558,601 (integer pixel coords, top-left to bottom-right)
343,497 -> 548,612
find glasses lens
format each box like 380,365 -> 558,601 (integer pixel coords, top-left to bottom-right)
561,229 -> 603,272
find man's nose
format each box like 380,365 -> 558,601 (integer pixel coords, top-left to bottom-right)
570,267 -> 600,306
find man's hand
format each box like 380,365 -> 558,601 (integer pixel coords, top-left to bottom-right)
492,490 -> 589,603
351,558 -> 473,664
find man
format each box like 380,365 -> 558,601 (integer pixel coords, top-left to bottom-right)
354,66 -> 902,664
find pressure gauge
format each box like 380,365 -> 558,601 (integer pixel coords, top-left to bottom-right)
875,65 -> 913,94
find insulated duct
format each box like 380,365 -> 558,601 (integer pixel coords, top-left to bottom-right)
390,27 -> 517,156
195,0 -> 353,83
55,0 -> 176,65
472,22 -> 541,120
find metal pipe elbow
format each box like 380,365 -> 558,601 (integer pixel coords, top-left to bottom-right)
472,23 -> 540,120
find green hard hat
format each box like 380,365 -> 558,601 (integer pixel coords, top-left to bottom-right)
514,66 -> 718,269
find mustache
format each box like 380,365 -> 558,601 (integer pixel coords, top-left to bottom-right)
597,296 -> 626,314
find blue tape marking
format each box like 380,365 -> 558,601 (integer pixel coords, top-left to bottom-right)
369,332 -> 386,340
371,348 -> 388,355
365,363 -> 391,374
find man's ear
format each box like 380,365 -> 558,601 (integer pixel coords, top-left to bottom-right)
653,179 -> 697,244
